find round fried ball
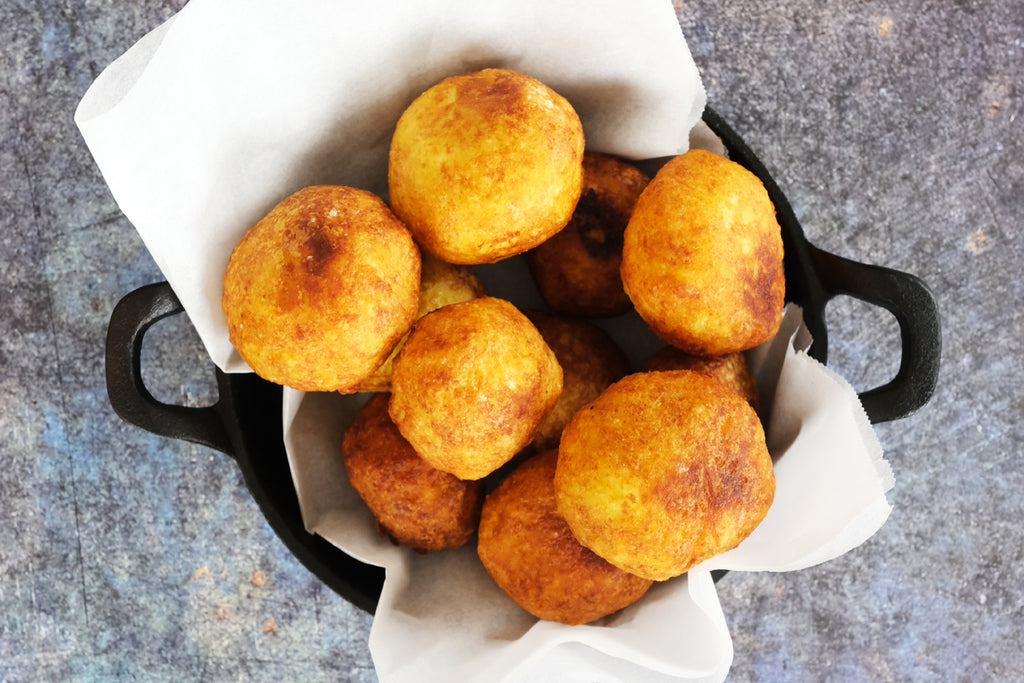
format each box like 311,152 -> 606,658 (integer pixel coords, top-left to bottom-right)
356,251 -> 486,392
642,346 -> 760,412
389,68 -> 585,264
524,311 -> 630,454
525,152 -> 649,317
621,149 -> 785,355
222,185 -> 420,392
341,393 -> 484,551
478,451 -> 653,625
389,297 -> 563,480
555,370 -> 775,581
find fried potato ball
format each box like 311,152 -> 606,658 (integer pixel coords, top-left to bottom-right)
356,251 -> 486,392
478,451 -> 653,625
555,370 -> 775,581
524,311 -> 630,454
389,297 -> 563,480
389,68 -> 585,264
415,251 -> 488,313
525,152 -> 649,317
621,149 -> 785,356
222,185 -> 420,392
642,346 -> 760,412
341,393 -> 484,551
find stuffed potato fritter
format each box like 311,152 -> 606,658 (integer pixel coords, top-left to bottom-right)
524,311 -> 630,454
389,68 -> 584,264
342,393 -> 484,551
478,451 -> 653,625
555,370 -> 775,581
621,149 -> 785,355
222,185 -> 420,392
389,297 -> 562,480
642,346 -> 760,412
526,152 -> 649,317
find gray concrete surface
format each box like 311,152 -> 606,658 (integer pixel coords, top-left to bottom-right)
2,1 -> 1021,680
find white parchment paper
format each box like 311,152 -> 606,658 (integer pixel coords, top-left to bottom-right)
77,1 -> 892,681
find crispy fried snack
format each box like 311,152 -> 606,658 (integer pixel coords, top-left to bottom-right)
525,152 -> 649,317
524,311 -> 630,454
642,346 -> 760,412
621,149 -> 785,355
555,370 -> 775,581
389,68 -> 584,264
356,251 -> 486,392
389,297 -> 562,480
222,185 -> 420,392
341,393 -> 484,551
478,451 -> 653,625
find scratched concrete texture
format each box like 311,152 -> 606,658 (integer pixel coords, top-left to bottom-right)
1,1 -> 1021,681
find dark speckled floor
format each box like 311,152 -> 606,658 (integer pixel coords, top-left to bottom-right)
3,1 -> 1022,681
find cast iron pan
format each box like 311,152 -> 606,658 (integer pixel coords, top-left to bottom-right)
105,107 -> 941,615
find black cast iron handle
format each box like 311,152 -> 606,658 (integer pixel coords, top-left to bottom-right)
105,281 -> 234,456
806,245 -> 941,423
106,282 -> 388,612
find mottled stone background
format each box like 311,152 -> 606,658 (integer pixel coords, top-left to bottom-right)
2,1 -> 1020,681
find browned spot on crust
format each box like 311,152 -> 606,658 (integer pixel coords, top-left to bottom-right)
275,260 -> 304,312
575,188 -> 626,260
741,236 -> 785,331
455,70 -> 523,119
300,222 -> 341,277
524,153 -> 647,317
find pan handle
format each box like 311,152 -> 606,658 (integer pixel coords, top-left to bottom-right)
105,282 -> 234,455
806,245 -> 941,424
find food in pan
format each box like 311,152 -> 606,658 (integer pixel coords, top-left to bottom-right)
341,393 -> 484,551
356,251 -> 486,392
554,370 -> 775,581
524,311 -> 630,454
388,68 -> 585,264
525,152 -> 649,317
477,450 -> 653,625
220,70 -> 790,621
621,149 -> 785,356
222,185 -> 420,392
388,297 -> 563,480
642,346 -> 760,412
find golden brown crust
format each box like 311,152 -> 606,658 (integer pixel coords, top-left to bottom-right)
621,149 -> 785,355
525,152 -> 649,317
341,393 -> 484,551
388,69 -> 584,264
477,451 -> 653,625
554,370 -> 775,581
415,251 -> 488,312
523,311 -> 630,454
355,251 -> 486,392
388,297 -> 563,480
222,185 -> 420,392
642,346 -> 760,412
